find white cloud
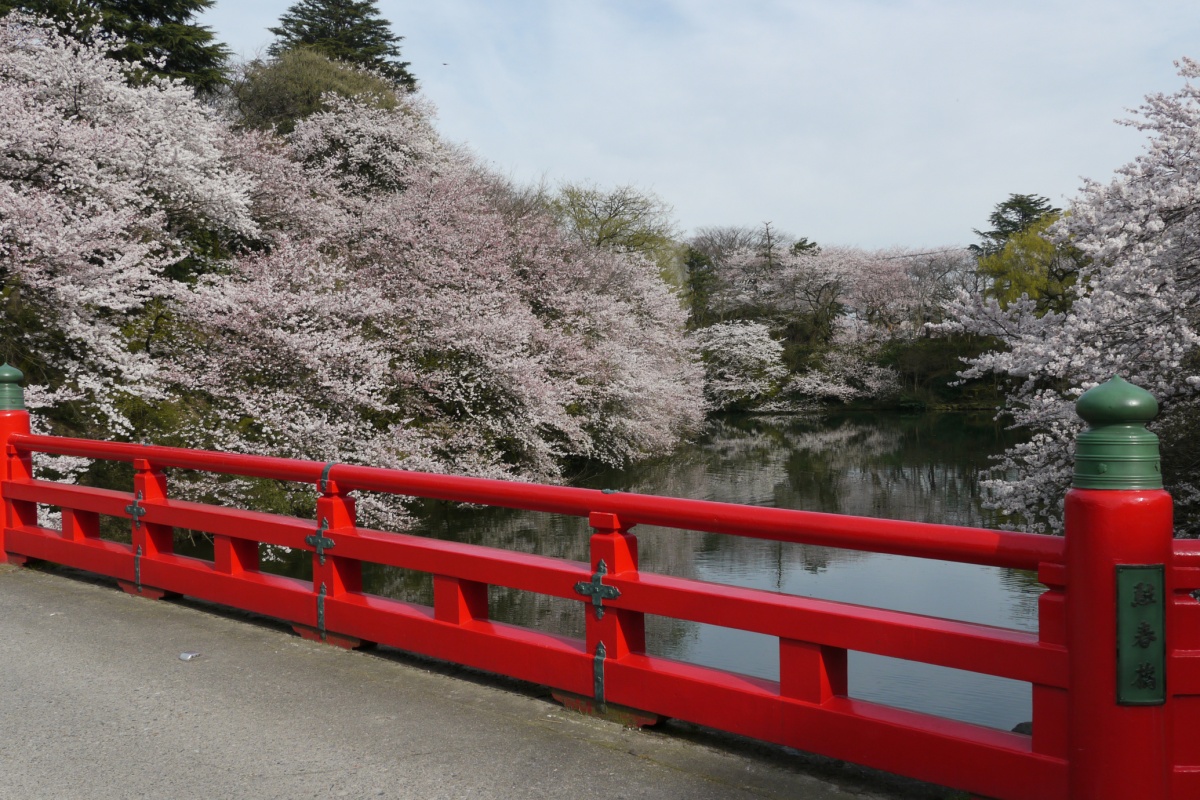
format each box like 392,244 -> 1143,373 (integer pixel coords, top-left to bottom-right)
202,0 -> 1200,247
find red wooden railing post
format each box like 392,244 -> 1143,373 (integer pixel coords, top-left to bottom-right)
1065,377 -> 1174,799
118,458 -> 179,599
584,511 -> 645,664
213,531 -> 258,576
780,639 -> 847,705
0,364 -> 33,564
574,511 -> 647,716
294,468 -> 368,649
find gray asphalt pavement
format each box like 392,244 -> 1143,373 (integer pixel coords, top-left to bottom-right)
0,564 -> 953,800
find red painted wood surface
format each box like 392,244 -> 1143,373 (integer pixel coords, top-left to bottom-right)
1063,489 -> 1175,799
0,422 -> 1189,799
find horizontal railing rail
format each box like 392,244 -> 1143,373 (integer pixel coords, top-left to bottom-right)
9,432 -> 1063,569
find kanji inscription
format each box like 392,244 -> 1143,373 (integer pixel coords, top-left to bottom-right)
1116,565 -> 1166,705
1133,662 -> 1158,691
1131,582 -> 1157,607
1133,622 -> 1157,649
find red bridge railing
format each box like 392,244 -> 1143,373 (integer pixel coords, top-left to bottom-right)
0,370 -> 1194,799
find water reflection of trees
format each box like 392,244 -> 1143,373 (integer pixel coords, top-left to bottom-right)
775,413 -> 1012,529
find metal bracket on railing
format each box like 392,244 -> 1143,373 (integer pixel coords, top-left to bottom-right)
574,560 -> 620,620
317,461 -> 337,495
316,582 -> 327,642
134,545 -> 143,593
306,519 -> 336,566
593,641 -> 607,710
125,490 -> 146,529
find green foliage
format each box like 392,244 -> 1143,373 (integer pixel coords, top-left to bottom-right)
970,193 -> 1059,257
682,246 -> 717,327
777,318 -> 832,371
232,48 -> 399,134
0,0 -> 230,92
0,279 -> 60,392
976,213 -> 1085,312
267,0 -> 415,90
1157,351 -> 1200,515
877,334 -> 1004,409
549,182 -> 683,287
790,237 -> 819,255
968,192 -> 1084,315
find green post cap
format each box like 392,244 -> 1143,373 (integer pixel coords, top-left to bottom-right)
1073,375 -> 1161,490
0,363 -> 24,411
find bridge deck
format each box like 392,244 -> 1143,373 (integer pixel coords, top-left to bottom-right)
0,564 -> 940,800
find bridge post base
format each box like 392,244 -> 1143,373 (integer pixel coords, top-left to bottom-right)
116,580 -> 180,601
551,690 -> 665,728
291,624 -> 374,651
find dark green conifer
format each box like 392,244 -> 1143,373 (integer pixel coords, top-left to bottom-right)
267,0 -> 416,91
970,193 -> 1060,257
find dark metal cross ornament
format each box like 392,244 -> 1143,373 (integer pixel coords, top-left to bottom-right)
574,560 -> 621,620
306,520 -> 336,566
125,491 -> 146,529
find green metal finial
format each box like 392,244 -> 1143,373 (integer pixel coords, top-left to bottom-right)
1073,376 -> 1161,490
0,363 -> 24,411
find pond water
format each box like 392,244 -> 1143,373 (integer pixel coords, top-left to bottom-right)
347,411 -> 1042,733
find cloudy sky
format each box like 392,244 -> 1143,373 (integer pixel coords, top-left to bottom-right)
200,1 -> 1199,248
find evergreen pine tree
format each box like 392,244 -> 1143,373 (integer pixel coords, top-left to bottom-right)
0,0 -> 230,92
267,0 -> 416,91
969,193 -> 1060,257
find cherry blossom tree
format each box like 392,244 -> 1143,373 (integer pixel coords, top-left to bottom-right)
843,247 -> 975,336
704,240 -> 965,342
775,335 -> 900,409
0,14 -> 255,441
0,15 -> 706,526
170,95 -> 705,523
942,59 -> 1200,534
691,321 -> 787,410
691,243 -> 949,409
